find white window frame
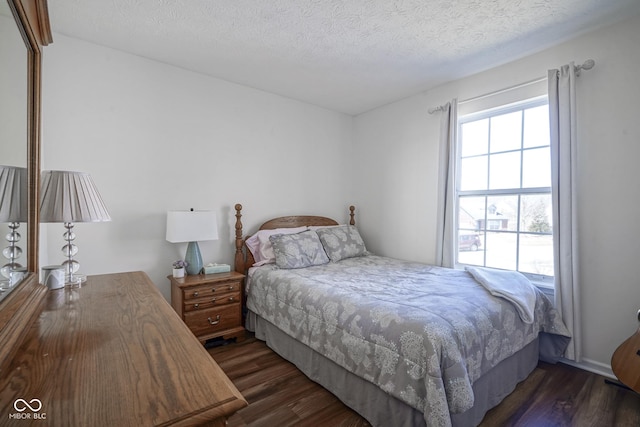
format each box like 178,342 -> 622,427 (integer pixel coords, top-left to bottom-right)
455,96 -> 554,286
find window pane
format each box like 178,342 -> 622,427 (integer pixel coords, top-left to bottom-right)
522,147 -> 551,188
485,232 -> 516,270
489,151 -> 520,190
523,105 -> 550,148
519,234 -> 554,276
486,196 -> 518,232
457,232 -> 485,266
458,196 -> 485,231
520,194 -> 553,233
460,155 -> 488,191
490,111 -> 522,153
458,197 -> 485,266
461,119 -> 489,157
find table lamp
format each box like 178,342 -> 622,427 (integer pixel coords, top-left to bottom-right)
0,166 -> 27,280
40,170 -> 111,285
166,209 -> 218,275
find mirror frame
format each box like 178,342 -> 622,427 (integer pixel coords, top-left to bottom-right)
0,0 -> 51,371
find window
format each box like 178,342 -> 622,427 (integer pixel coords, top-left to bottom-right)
456,97 -> 553,280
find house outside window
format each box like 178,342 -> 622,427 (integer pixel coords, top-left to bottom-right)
456,97 -> 553,282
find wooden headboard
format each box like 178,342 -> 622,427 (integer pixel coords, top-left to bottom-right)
234,203 -> 355,274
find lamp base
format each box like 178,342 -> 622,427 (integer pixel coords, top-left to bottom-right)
66,273 -> 87,287
2,222 -> 23,280
61,222 -> 82,282
185,241 -> 203,275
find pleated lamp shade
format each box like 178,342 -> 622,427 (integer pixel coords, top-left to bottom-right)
0,166 -> 28,280
0,166 -> 27,223
40,170 -> 111,223
39,170 -> 110,285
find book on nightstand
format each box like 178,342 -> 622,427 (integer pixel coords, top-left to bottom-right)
203,263 -> 231,274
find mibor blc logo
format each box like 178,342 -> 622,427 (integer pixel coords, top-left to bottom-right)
8,398 -> 46,420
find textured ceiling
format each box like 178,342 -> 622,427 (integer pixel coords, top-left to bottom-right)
37,1 -> 640,114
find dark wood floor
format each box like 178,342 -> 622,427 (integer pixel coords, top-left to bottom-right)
208,335 -> 640,427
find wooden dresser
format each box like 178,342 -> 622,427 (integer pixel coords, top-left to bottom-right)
0,271 -> 247,426
169,272 -> 245,343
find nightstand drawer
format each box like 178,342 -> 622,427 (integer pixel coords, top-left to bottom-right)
184,292 -> 240,312
184,303 -> 241,337
169,271 -> 245,343
184,281 -> 240,300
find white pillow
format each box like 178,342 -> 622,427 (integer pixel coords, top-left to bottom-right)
245,226 -> 308,266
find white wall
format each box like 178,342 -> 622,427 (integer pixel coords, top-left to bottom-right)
353,15 -> 640,374
41,14 -> 639,375
41,34 -> 354,300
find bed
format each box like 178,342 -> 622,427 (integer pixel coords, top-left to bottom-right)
232,204 -> 570,427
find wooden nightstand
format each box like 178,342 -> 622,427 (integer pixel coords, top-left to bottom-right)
169,271 -> 245,344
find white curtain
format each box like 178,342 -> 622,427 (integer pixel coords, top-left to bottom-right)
435,99 -> 458,268
548,64 -> 581,362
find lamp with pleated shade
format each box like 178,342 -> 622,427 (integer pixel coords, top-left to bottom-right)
0,166 -> 27,281
40,170 -> 111,285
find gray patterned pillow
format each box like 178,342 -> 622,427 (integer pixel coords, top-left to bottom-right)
316,225 -> 367,262
269,230 -> 329,269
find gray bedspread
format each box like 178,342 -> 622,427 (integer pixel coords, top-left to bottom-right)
246,255 -> 570,426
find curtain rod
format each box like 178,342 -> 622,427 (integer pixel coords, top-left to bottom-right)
428,59 -> 595,114
458,75 -> 547,106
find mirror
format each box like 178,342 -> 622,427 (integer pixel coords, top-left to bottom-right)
0,0 -> 51,372
0,2 -> 28,299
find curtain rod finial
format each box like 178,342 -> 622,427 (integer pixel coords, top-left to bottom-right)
582,59 -> 595,70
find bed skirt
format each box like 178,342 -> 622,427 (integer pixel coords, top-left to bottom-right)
246,310 -> 540,427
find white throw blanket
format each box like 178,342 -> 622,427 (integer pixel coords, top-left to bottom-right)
465,266 -> 537,324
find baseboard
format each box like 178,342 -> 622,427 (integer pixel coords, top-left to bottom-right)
559,357 -> 615,380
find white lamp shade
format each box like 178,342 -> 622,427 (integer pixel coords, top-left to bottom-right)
0,166 -> 27,223
166,210 -> 218,243
40,170 -> 111,223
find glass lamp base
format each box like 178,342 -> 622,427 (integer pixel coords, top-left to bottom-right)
66,273 -> 87,287
185,241 -> 203,275
0,279 -> 11,291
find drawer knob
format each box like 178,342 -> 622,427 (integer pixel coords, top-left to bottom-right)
194,303 -> 199,309
228,297 -> 235,302
207,315 -> 221,325
228,285 -> 234,290
193,291 -> 199,297
211,297 -> 217,303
